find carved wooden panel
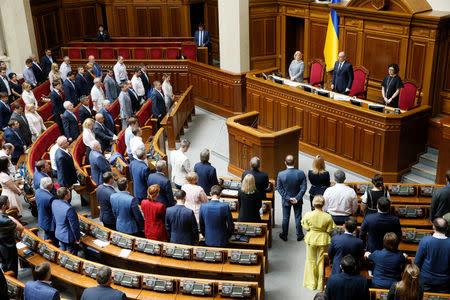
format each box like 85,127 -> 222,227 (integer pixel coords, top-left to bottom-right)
344,31 -> 358,66
82,6 -> 97,37
279,102 -> 288,130
309,22 -> 327,60
265,18 -> 276,55
265,97 -> 274,130
343,124 -> 355,159
325,118 -> 337,152
251,19 -> 265,57
361,129 -> 375,165
65,8 -> 83,40
136,8 -> 150,37
222,84 -> 232,108
116,7 -> 129,36
291,106 -> 304,139
407,40 -> 426,84
363,35 -> 401,81
309,112 -> 320,146
149,7 -> 163,36
168,7 -> 182,36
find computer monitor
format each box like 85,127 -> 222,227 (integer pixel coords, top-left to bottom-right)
317,90 -> 330,98
302,86 -> 312,93
273,78 -> 283,84
350,99 -> 362,107
261,73 -> 268,80
368,104 -> 384,113
272,72 -> 283,77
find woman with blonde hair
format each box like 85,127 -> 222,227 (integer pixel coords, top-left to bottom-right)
387,264 -> 423,300
24,103 -> 46,142
82,118 -> 95,164
141,184 -> 168,241
308,155 -> 330,210
48,63 -> 60,91
238,174 -> 264,222
289,51 -> 305,82
21,82 -> 38,108
162,73 -> 174,110
182,171 -> 208,222
301,195 -> 335,290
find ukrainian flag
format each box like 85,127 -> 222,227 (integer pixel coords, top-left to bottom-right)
324,0 -> 341,71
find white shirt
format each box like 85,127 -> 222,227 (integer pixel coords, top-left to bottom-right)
433,232 -> 447,239
113,62 -> 127,83
59,62 -> 71,82
25,112 -> 46,142
49,144 -> 59,171
323,183 -> 358,216
131,75 -> 145,97
130,136 -> 145,158
170,149 -> 191,186
124,126 -> 134,155
0,150 -> 16,175
91,85 -> 105,111
82,128 -> 96,148
22,90 -> 38,108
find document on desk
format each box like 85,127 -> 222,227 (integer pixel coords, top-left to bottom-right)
333,94 -> 351,101
283,80 -> 302,87
16,242 -> 27,249
93,239 -> 110,248
119,249 -> 131,258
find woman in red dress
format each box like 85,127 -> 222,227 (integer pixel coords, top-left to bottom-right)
141,184 -> 168,241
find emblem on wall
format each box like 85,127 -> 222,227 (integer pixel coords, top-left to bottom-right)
372,0 -> 387,10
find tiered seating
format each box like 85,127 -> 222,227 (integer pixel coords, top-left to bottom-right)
135,97 -> 157,138
26,123 -> 60,177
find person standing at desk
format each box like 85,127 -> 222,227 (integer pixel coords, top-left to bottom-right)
381,64 -> 403,108
331,52 -> 353,94
289,51 -> 305,82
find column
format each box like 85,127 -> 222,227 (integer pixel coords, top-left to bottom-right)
0,0 -> 38,76
218,0 -> 250,73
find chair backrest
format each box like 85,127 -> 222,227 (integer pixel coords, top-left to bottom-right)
349,65 -> 370,99
73,136 -> 86,167
181,42 -> 197,60
117,48 -> 131,59
38,101 -> 54,122
399,80 -> 420,110
166,48 -> 179,59
149,48 -> 163,59
33,81 -> 51,103
86,48 -> 99,59
309,59 -> 325,86
109,99 -> 120,119
68,48 -> 83,60
133,48 -> 147,59
101,48 -> 115,59
136,98 -> 153,126
116,129 -> 126,155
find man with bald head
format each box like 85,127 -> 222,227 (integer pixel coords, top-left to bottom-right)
88,55 -> 103,78
89,140 -> 111,185
277,154 -> 307,241
242,156 -> 270,199
55,136 -> 78,188
331,51 -> 353,94
93,113 -> 117,152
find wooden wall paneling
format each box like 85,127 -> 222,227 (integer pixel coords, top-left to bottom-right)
204,0 -> 219,61
115,7 -> 129,36
308,22 -> 327,61
65,8 -> 83,40
168,6 -> 183,36
406,39 -> 427,85
309,112 -> 320,147
325,117 -> 337,153
149,7 -> 163,36
135,7 -> 150,37
342,123 -> 355,160
81,6 -> 98,37
361,129 -> 375,166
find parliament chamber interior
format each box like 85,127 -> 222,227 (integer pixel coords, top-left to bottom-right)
0,0 -> 449,299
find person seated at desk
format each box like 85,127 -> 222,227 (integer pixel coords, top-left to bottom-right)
331,52 -> 353,95
289,51 -> 305,82
24,262 -> 60,300
381,64 -> 403,108
81,266 -> 126,300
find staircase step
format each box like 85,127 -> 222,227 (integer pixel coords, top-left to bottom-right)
411,163 -> 436,181
419,152 -> 438,168
427,147 -> 439,156
402,173 -> 435,185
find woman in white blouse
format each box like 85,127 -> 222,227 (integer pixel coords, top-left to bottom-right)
162,73 -> 174,111
25,103 -> 46,142
82,118 -> 96,164
181,171 -> 208,222
48,63 -> 60,91
21,82 -> 38,108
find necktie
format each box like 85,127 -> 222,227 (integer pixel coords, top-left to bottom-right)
339,62 -> 343,71
70,80 -> 75,89
34,62 -> 42,71
58,90 -> 63,99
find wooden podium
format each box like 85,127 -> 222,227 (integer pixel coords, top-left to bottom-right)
226,111 -> 302,179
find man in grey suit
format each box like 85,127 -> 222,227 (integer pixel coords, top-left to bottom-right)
104,69 -> 119,102
118,82 -> 132,129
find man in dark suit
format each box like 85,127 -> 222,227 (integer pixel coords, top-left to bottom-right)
89,140 -> 111,186
0,92 -> 12,129
63,71 -> 78,106
41,49 -> 54,77
359,197 -> 402,252
54,136 -> 78,188
194,23 -> 210,47
81,266 -> 126,300
139,64 -> 150,97
62,101 -> 79,143
3,120 -> 26,165
52,187 -> 80,254
93,113 -> 116,152
430,170 -> 450,221
110,178 -> 144,236
194,149 -> 219,196
24,262 -> 60,300
10,102 -> 32,146
277,154 -> 307,241
0,68 -> 12,103
151,80 -> 166,127
96,172 -> 116,230
33,160 -> 54,194
100,100 -> 117,134
325,254 -> 370,300
147,160 -> 175,207
75,66 -> 90,98
50,81 -> 65,134
35,177 -> 58,246
77,96 -> 93,125
31,55 -> 45,85
127,80 -> 140,113
331,51 -> 354,94
199,185 -> 234,247
165,189 -> 199,245
328,216 -> 364,275
241,156 -> 270,199
130,148 -> 150,202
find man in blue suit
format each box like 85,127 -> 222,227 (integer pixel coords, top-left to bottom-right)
325,254 -> 370,300
199,185 -> 234,247
62,72 -> 79,106
147,160 -> 175,207
77,96 -> 93,126
331,52 -> 354,94
41,49 -> 54,77
165,190 -> 199,245
55,136 -> 78,188
50,81 -> 65,134
89,140 -> 111,185
75,67 -> 90,98
24,262 -> 60,300
277,154 -> 307,241
88,55 -> 103,78
194,149 -> 219,196
100,100 -> 117,134
0,92 -> 11,130
110,177 -> 144,236
3,120 -> 26,165
52,187 -> 80,254
35,177 -> 58,246
194,24 -> 210,47
93,113 -> 116,152
96,172 -> 116,230
81,266 -> 126,300
151,80 -> 166,127
359,197 -> 402,252
33,160 -> 54,193
242,156 -> 270,199
130,148 -> 150,202
62,101 -> 79,143
328,216 -> 364,275
31,55 -> 45,85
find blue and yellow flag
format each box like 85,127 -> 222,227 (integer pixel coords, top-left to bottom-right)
323,0 -> 341,71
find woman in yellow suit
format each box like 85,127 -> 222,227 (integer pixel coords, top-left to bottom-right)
301,195 -> 335,290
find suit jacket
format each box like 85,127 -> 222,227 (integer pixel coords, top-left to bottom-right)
242,169 -> 269,199
151,89 -> 166,119
147,172 -> 175,207
0,76 -> 10,94
92,62 -> 103,78
78,105 -> 93,126
127,88 -> 140,112
62,110 -> 79,141
10,111 -> 32,145
96,184 -> 116,226
140,72 -> 150,96
118,91 -> 132,120
35,188 -> 56,232
331,61 -> 354,94
237,189 -> 263,223
104,75 -> 119,101
277,168 -> 307,207
0,101 -> 11,129
33,170 -> 49,191
430,184 -> 450,221
3,127 -> 25,161
55,148 -> 78,187
63,79 -> 78,106
89,150 -> 111,185
93,122 -> 114,152
24,280 -> 60,300
51,199 -> 80,243
359,212 -> 402,252
199,200 -> 234,247
100,108 -> 116,134
165,204 -> 198,245
85,72 -> 94,90
130,159 -> 150,199
32,63 -> 46,84
194,29 -> 210,46
81,285 -> 126,300
50,89 -> 65,117
194,162 -> 219,196
328,233 -> 364,274
41,55 -> 54,77
325,272 -> 370,300
110,191 -> 144,234
75,73 -> 90,98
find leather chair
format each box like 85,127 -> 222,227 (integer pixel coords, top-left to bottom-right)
149,48 -> 163,59
399,79 -> 421,110
166,48 -> 179,59
306,59 -> 326,87
349,65 -> 370,99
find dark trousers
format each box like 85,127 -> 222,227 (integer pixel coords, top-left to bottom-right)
420,275 -> 450,293
103,222 -> 116,231
85,146 -> 91,165
281,204 -> 304,239
309,194 -> 315,211
44,230 -> 59,247
331,215 -> 348,225
54,114 -> 63,135
174,183 -> 182,190
0,245 -> 18,277
59,241 -> 78,255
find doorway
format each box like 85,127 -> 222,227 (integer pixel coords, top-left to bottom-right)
285,17 -> 305,75
190,3 -> 205,36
